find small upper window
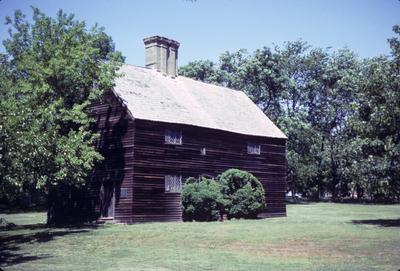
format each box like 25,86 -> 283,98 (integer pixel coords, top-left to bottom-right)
120,188 -> 128,198
165,175 -> 182,193
200,147 -> 206,156
247,143 -> 261,155
165,129 -> 182,145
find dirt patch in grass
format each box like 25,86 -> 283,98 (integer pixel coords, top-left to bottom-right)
222,238 -> 356,261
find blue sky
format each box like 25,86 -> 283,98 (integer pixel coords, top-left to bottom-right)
0,0 -> 399,66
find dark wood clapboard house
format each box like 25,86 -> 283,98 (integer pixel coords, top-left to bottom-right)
88,36 -> 287,223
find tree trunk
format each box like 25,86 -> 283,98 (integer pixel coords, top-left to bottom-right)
46,188 -> 58,225
47,186 -> 72,225
47,184 -> 94,225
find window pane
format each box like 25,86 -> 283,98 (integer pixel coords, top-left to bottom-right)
165,175 -> 182,193
165,129 -> 182,145
120,188 -> 128,198
247,143 -> 261,154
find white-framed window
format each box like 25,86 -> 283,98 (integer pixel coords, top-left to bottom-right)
165,129 -> 182,145
165,175 -> 182,193
247,143 -> 261,155
200,147 -> 206,156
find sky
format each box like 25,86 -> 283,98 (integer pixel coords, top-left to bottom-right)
0,0 -> 399,67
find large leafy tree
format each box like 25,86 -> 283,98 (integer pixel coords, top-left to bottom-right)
0,8 -> 124,223
346,26 -> 400,201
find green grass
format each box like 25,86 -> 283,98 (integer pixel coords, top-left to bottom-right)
1,203 -> 399,271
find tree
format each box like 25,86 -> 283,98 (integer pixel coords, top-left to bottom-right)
345,25 -> 400,201
178,60 -> 224,84
0,8 -> 124,224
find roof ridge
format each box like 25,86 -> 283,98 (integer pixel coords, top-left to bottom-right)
121,63 -> 242,93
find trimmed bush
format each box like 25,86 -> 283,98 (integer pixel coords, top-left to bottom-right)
181,177 -> 227,222
218,169 -> 266,219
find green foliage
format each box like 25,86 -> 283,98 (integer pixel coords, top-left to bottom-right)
345,27 -> 400,201
0,8 -> 124,220
182,170 -> 266,221
178,60 -> 224,84
218,169 -> 266,219
181,177 -> 227,221
180,27 -> 400,202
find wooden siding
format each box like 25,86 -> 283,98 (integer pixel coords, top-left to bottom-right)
88,92 -> 286,223
132,119 -> 286,223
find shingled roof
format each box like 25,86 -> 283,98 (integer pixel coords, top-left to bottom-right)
113,64 -> 287,139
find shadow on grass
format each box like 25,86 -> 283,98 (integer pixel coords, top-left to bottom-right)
352,218 -> 400,227
286,200 -> 311,205
0,223 -> 100,267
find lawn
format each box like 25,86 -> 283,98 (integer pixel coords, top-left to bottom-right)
1,203 -> 399,271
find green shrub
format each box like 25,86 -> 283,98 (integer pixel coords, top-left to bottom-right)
181,177 -> 227,222
218,169 -> 266,219
181,169 -> 266,221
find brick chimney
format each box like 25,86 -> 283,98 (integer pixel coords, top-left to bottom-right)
143,36 -> 180,78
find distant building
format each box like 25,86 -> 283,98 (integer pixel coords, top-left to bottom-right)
88,36 -> 287,223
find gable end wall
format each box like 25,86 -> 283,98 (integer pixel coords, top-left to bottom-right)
88,92 -> 135,223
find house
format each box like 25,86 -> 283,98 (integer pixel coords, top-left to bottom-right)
88,36 -> 287,223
